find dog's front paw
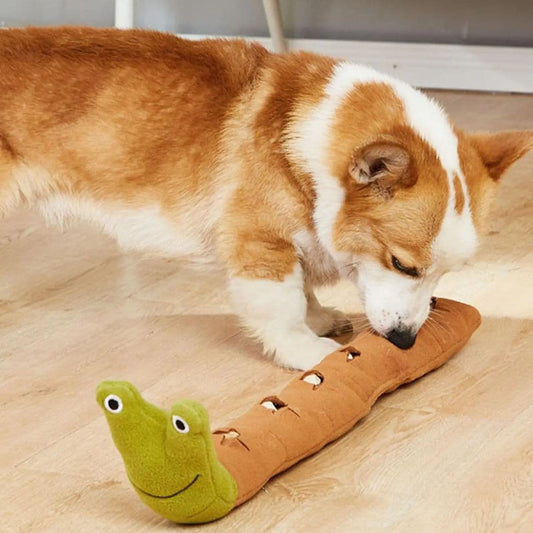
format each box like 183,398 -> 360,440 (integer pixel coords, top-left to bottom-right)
273,335 -> 341,370
307,305 -> 353,338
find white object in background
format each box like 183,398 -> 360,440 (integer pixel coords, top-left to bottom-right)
115,0 -> 134,29
111,0 -> 531,93
180,34 -> 533,94
262,0 -> 287,53
113,0 -> 287,53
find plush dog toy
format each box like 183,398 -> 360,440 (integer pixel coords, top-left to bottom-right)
97,297 -> 481,524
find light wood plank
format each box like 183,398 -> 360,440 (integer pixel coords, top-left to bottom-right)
1,91 -> 532,532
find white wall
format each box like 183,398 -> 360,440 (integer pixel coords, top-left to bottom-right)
2,0 -> 532,47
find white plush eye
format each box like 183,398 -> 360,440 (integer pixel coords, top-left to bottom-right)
104,394 -> 123,414
172,415 -> 189,434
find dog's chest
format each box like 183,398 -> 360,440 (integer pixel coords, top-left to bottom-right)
293,230 -> 340,286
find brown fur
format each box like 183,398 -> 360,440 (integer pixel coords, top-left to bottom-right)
1,26 -> 531,287
329,83 -> 449,270
453,175 -> 465,214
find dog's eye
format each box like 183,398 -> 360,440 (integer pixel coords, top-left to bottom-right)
392,256 -> 419,278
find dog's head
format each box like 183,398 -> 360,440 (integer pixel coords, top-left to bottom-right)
290,63 -> 533,348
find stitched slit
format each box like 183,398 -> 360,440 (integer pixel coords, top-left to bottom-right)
343,346 -> 361,361
261,396 -> 286,411
213,428 -> 250,451
301,371 -> 324,389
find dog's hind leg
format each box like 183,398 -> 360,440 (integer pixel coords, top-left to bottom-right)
0,133 -> 53,218
0,133 -> 24,218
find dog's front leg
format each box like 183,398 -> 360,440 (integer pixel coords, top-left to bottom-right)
228,255 -> 340,370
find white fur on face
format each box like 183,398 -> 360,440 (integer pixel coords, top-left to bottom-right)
357,258 -> 438,336
229,264 -> 340,370
358,198 -> 478,337
356,190 -> 477,337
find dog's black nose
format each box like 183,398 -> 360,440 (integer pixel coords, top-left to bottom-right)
386,327 -> 417,349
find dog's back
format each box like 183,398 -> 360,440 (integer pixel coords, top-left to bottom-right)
0,27 -> 268,257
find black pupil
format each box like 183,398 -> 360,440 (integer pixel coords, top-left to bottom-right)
108,398 -> 119,410
175,418 -> 186,431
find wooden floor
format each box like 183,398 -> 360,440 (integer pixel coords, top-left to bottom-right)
1,91 -> 532,532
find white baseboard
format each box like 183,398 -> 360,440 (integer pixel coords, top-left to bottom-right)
180,34 -> 533,94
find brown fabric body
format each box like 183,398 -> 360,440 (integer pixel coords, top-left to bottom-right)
212,298 -> 481,506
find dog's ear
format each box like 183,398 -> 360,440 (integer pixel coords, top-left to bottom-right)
468,130 -> 533,181
349,142 -> 415,192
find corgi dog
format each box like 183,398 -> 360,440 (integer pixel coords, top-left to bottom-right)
1,27 -> 532,369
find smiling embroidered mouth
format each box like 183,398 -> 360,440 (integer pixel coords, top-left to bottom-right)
130,474 -> 200,499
